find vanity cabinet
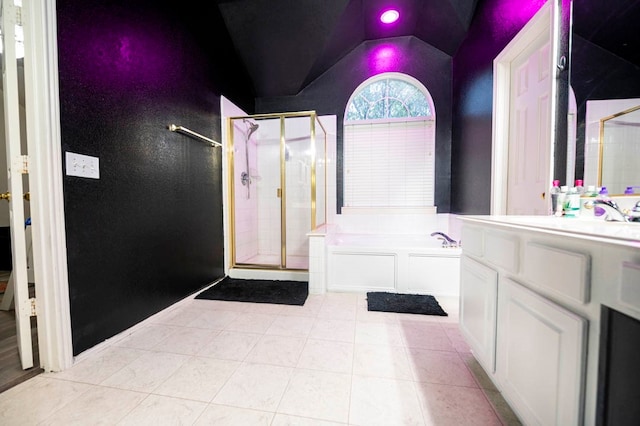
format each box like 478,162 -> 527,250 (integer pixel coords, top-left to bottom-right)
456,216 -> 640,426
459,256 -> 498,373
497,277 -> 586,426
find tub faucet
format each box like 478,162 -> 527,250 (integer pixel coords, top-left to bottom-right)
430,232 -> 459,247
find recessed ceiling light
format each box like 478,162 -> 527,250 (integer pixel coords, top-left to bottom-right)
380,9 -> 400,24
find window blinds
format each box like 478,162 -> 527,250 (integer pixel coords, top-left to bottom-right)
343,120 -> 435,207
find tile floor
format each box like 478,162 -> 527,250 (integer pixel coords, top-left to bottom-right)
0,292 -> 521,425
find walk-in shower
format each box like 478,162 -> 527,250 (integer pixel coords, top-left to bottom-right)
228,111 -> 327,271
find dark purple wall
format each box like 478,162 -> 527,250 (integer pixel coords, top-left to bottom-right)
56,0 -> 254,354
257,36 -> 453,213
451,0 -> 547,214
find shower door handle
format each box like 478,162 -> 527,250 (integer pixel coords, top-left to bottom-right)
277,188 -> 282,198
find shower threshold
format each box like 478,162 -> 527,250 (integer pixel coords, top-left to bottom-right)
229,268 -> 308,282
236,254 -> 308,270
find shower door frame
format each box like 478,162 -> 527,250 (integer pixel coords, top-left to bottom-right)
227,111 -> 327,271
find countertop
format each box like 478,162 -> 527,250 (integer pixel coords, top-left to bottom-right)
459,215 -> 640,248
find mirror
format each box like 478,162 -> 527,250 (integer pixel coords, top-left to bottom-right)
600,104 -> 640,194
569,1 -> 640,193
583,100 -> 640,195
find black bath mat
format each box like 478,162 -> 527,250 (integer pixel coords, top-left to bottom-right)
367,292 -> 448,316
196,276 -> 308,306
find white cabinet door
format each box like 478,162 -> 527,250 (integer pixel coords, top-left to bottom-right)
497,278 -> 586,426
459,255 -> 498,374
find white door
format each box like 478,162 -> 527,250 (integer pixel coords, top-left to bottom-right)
507,38 -> 552,214
491,2 -> 557,215
1,0 -> 35,369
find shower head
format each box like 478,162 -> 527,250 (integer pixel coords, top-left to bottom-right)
243,119 -> 259,139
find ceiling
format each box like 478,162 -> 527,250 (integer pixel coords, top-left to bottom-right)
215,0 -> 640,99
572,0 -> 640,69
216,0 -> 481,98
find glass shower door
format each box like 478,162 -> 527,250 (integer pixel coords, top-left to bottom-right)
231,117 -> 281,268
283,116 -> 312,270
229,111 -> 326,271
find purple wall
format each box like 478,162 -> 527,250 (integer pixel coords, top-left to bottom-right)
451,0 -> 547,214
257,36 -> 453,213
56,0 -> 254,354
452,0 -> 640,214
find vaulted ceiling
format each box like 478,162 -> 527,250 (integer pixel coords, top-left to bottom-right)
214,0 -> 640,99
216,0 -> 481,97
572,0 -> 640,69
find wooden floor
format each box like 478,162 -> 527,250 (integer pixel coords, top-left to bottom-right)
0,292 -> 43,394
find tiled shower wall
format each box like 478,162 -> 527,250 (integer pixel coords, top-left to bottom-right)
233,129 -> 259,263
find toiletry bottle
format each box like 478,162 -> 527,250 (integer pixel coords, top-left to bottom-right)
550,179 -> 561,215
565,187 -> 581,218
594,186 -> 610,219
586,185 -> 597,197
558,185 -> 569,217
574,180 -> 585,217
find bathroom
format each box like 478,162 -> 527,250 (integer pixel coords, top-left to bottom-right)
2,0 -> 639,414
223,78 -> 463,297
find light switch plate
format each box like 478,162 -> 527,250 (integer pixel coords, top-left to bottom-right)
66,152 -> 100,179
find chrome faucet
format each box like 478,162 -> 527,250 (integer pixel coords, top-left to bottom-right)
430,232 -> 460,247
592,199 -> 631,222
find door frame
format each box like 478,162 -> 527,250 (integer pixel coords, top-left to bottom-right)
21,0 -> 74,371
491,1 -> 559,215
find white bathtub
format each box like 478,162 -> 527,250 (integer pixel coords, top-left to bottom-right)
325,233 -> 461,296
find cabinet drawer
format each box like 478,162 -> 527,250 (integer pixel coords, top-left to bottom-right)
523,242 -> 590,304
461,226 -> 484,258
485,231 -> 519,273
619,261 -> 640,314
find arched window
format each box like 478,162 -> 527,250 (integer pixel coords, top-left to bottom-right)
343,73 -> 436,209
